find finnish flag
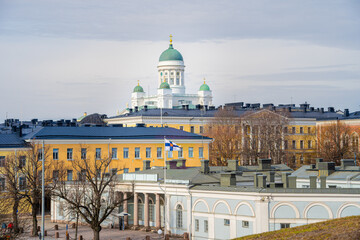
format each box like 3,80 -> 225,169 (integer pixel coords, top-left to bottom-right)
165,139 -> 181,151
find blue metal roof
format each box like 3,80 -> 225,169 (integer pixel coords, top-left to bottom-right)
28,127 -> 211,140
0,134 -> 26,148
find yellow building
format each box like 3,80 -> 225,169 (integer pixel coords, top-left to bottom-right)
26,126 -> 211,179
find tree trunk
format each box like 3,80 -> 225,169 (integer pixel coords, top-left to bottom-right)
31,201 -> 39,236
12,197 -> 20,233
92,225 -> 101,240
75,212 -> 79,240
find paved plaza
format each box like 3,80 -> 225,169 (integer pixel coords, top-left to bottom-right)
18,217 -> 167,240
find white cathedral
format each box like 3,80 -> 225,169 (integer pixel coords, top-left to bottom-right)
131,36 -> 213,109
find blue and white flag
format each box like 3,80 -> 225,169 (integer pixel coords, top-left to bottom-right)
165,139 -> 181,151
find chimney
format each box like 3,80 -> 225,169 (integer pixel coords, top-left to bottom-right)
254,173 -> 262,187
288,176 -> 297,188
258,159 -> 271,170
220,173 -> 236,187
318,162 -> 335,176
344,109 -> 349,117
315,158 -> 323,169
257,175 -> 267,188
320,108 -> 324,113
185,105 -> 189,110
200,160 -> 210,174
320,176 -> 327,188
129,108 -> 133,113
282,172 -> 291,188
227,160 -> 239,171
340,159 -> 355,169
196,104 -> 201,110
328,107 -> 334,112
143,160 -> 151,170
144,105 -> 148,111
309,176 -> 317,189
182,105 -> 186,110
134,106 -> 138,112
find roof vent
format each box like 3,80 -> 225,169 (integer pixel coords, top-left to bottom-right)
344,109 -> 350,117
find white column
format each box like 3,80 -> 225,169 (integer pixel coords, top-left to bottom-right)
230,215 -> 237,239
208,213 -> 215,239
255,199 -> 269,234
187,196 -> 191,234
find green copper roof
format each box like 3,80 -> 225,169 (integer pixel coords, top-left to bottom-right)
133,85 -> 144,93
159,81 -> 170,89
159,44 -> 183,62
199,83 -> 210,91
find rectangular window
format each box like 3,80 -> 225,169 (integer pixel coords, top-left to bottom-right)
178,147 -> 183,158
111,168 -> 117,176
224,219 -> 230,226
96,148 -> 101,159
19,156 -> 26,168
300,127 -> 303,134
67,148 -> 73,160
188,147 -> 193,158
19,177 -> 26,190
195,219 -> 199,231
292,127 -> 296,134
123,148 -> 129,159
242,221 -> 249,228
204,220 -> 208,232
0,178 -> 5,191
308,140 -> 312,149
292,140 -> 296,149
308,127 -> 311,133
284,140 -> 288,150
53,170 -> 59,180
124,168 -> 129,173
135,147 -> 140,158
38,149 -> 43,161
0,156 -> 5,167
300,140 -> 304,149
199,147 -> 204,158
199,126 -> 204,134
67,170 -> 73,181
53,148 -> 59,160
179,126 -> 184,131
81,148 -> 87,159
112,148 -> 118,159
280,223 -> 290,229
190,126 -> 195,133
284,127 -> 288,134
146,147 -> 151,158
135,168 -> 140,172
168,151 -> 173,158
157,147 -> 162,158
79,169 -> 86,181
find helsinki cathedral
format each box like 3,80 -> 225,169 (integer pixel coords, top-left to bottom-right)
131,35 -> 213,109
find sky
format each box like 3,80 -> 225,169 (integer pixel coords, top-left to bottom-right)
0,0 -> 359,121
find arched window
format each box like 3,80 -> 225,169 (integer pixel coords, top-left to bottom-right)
149,198 -> 154,222
176,204 -> 183,228
352,134 -> 359,152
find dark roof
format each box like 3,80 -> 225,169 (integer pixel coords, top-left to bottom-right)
27,127 -> 211,140
108,108 -> 343,120
0,134 -> 26,148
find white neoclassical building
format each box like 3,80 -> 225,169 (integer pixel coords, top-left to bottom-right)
131,36 -> 213,109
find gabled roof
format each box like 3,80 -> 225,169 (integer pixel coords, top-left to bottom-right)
26,126 -> 211,140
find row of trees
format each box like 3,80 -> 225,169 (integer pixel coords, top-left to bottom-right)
0,143 -> 131,240
205,108 -> 358,167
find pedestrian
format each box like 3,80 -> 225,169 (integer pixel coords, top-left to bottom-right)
7,222 -> 13,233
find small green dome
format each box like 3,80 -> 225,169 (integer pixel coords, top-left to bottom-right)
199,83 -> 210,91
133,83 -> 144,93
159,44 -> 183,62
159,81 -> 170,89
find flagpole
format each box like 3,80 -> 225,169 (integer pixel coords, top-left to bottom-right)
163,137 -> 167,234
41,140 -> 45,240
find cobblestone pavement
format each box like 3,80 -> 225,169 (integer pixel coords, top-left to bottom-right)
18,218 -> 166,240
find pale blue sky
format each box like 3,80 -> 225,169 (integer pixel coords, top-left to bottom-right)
0,0 -> 359,121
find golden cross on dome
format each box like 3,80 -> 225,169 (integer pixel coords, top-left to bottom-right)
137,80 -> 140,86
203,77 -> 206,84
169,34 -> 173,44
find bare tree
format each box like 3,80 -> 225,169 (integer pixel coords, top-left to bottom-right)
317,120 -> 352,164
0,152 -> 26,234
18,141 -> 51,236
52,147 -> 132,240
205,108 -> 242,166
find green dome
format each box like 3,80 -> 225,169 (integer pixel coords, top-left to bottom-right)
133,84 -> 144,93
159,44 -> 183,62
199,83 -> 210,91
159,81 -> 170,89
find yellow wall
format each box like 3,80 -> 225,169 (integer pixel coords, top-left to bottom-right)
44,141 -> 209,177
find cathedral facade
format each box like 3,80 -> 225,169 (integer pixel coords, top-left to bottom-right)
131,36 -> 213,109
